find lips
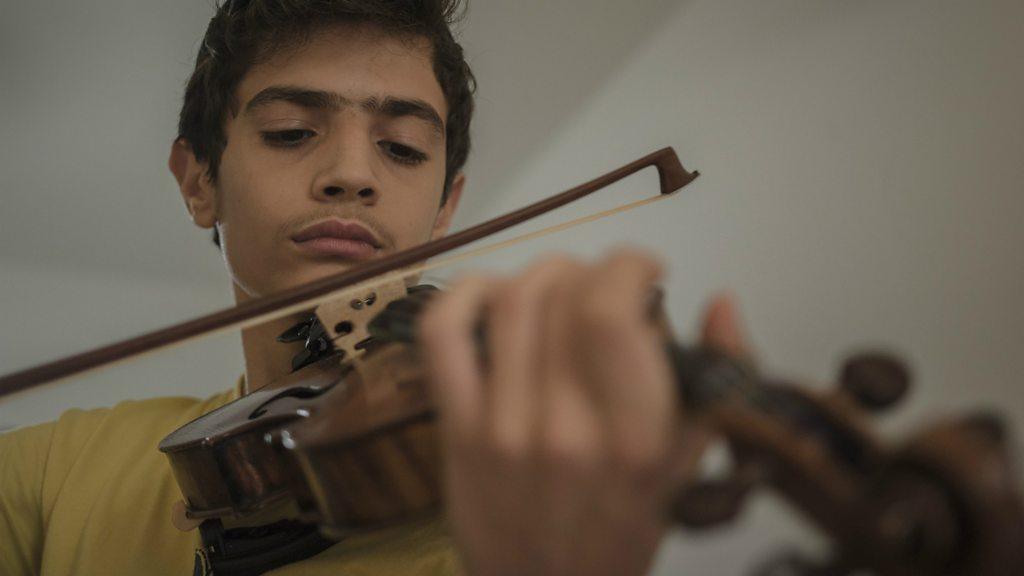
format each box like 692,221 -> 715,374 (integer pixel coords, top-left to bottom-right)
291,219 -> 383,259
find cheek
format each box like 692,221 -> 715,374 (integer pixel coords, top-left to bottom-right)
387,183 -> 446,245
222,211 -> 302,296
221,175 -> 280,241
219,144 -> 299,241
215,152 -> 306,290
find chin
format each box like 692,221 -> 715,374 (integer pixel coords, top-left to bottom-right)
241,251 -> 392,299
289,259 -> 364,285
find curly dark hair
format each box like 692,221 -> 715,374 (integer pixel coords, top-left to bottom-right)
177,0 -> 475,245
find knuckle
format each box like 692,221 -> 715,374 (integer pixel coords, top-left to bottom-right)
610,441 -> 664,482
540,430 -> 601,470
448,272 -> 492,294
416,302 -> 450,343
516,255 -> 584,302
446,427 -> 484,458
577,290 -> 631,335
607,246 -> 663,271
530,254 -> 587,291
530,253 -> 579,275
492,281 -> 533,319
491,255 -> 582,320
418,274 -> 487,331
486,425 -> 532,462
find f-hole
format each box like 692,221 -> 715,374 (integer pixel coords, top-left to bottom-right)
249,383 -> 336,420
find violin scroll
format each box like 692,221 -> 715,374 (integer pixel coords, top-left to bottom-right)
670,348 -> 1024,576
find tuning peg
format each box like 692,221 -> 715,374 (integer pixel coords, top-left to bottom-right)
838,351 -> 911,412
962,410 -> 1008,447
670,472 -> 755,528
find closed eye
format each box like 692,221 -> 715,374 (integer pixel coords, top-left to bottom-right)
261,129 -> 316,148
379,141 -> 428,166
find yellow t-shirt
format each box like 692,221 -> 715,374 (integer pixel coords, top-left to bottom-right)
0,381 -> 457,575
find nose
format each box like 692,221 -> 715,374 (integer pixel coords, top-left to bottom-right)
312,134 -> 380,206
322,185 -> 377,203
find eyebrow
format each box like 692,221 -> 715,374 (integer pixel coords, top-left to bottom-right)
243,85 -> 445,136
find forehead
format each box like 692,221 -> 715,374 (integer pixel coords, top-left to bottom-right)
235,23 -> 447,118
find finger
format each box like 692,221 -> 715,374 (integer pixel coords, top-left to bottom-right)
487,256 -> 575,454
573,247 -> 665,346
699,291 -> 751,359
573,248 -> 668,403
418,274 -> 498,439
536,258 -> 602,460
534,258 -> 606,544
536,257 -> 589,392
569,249 -> 676,464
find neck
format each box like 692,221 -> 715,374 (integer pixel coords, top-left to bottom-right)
233,284 -> 310,393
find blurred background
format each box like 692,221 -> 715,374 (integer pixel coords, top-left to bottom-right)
1,0 -> 1021,573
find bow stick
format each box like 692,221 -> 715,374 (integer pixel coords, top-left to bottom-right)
0,147 -> 699,397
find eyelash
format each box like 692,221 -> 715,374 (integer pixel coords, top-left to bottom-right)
259,130 -> 428,167
260,129 -> 315,147
380,141 -> 428,166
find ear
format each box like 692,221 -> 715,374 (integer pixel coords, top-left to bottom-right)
169,138 -> 218,229
430,172 -> 465,241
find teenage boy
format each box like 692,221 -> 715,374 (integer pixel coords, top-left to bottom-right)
0,1 -> 751,574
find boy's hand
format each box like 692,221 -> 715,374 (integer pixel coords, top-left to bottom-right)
418,249 -> 750,576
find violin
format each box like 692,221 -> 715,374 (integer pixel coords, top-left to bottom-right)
159,283 -> 1024,576
2,148 -> 1022,575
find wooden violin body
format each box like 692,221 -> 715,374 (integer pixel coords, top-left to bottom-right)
159,301 -> 442,537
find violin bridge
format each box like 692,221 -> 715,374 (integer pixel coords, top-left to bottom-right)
315,279 -> 409,362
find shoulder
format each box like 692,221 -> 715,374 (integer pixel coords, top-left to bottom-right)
3,387 -> 237,510
47,387 -> 237,452
0,392 -> 221,468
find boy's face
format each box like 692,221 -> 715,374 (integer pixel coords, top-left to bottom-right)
173,24 -> 462,299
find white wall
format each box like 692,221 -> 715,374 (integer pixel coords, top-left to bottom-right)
1,1 -> 1022,573
0,0 -> 238,429
0,259 -> 243,429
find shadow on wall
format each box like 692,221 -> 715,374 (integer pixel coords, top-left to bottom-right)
456,0 -> 689,227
